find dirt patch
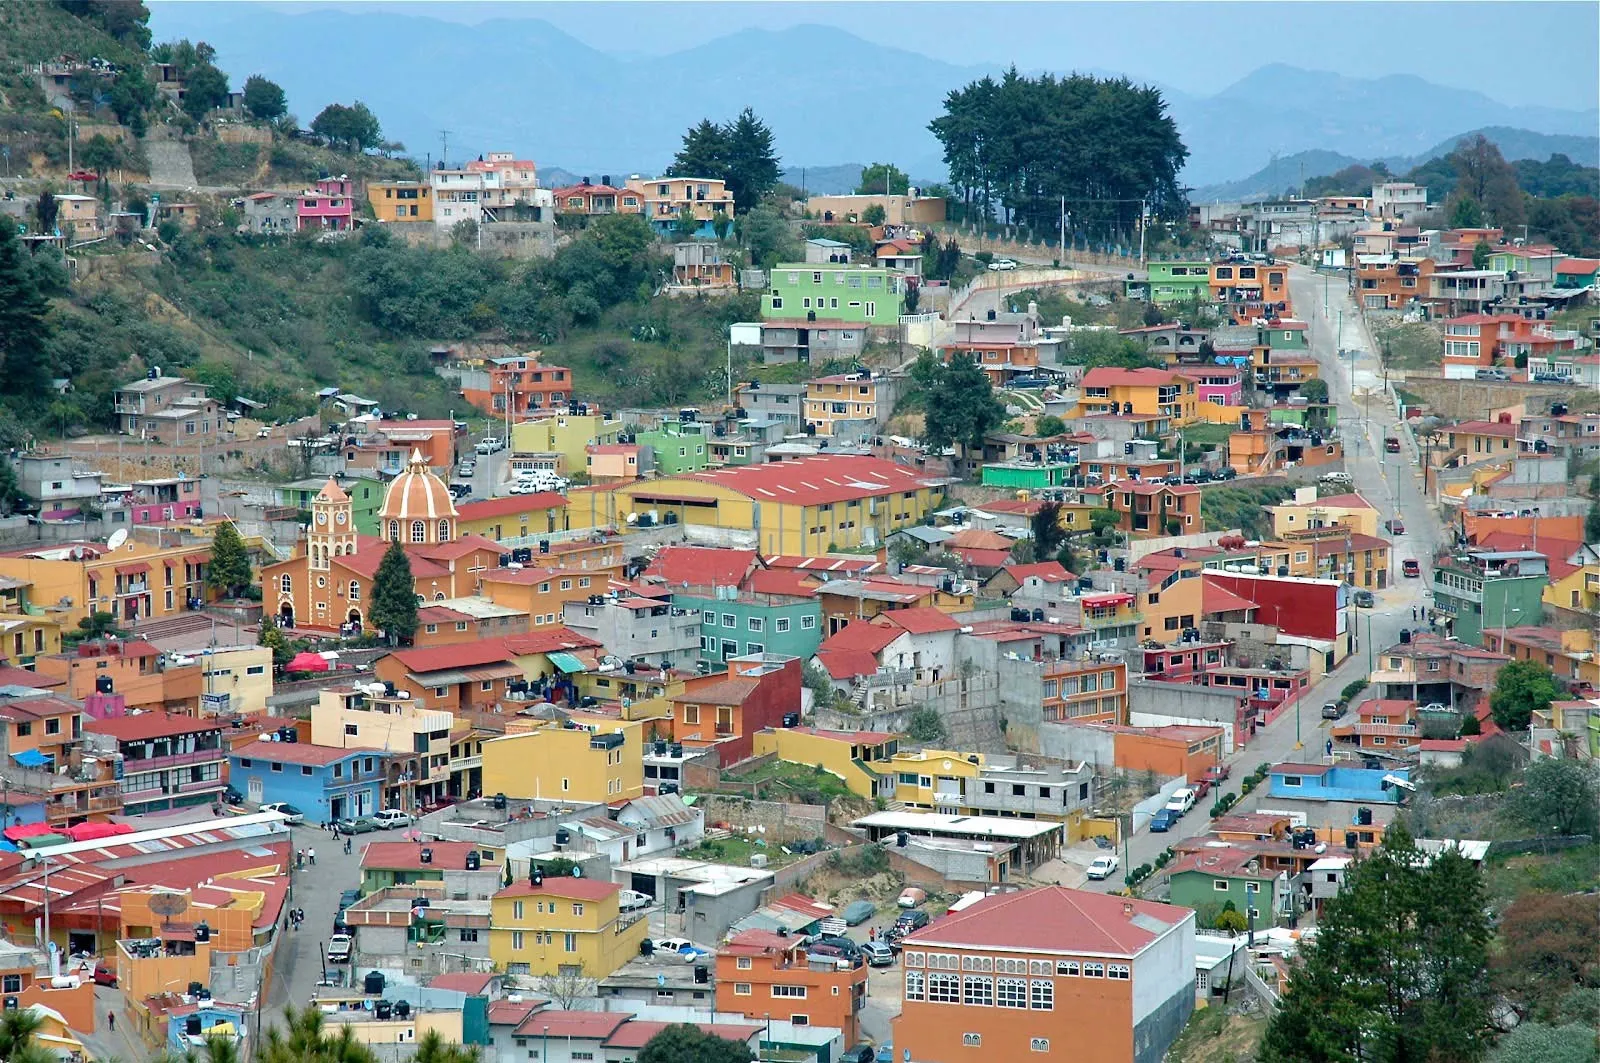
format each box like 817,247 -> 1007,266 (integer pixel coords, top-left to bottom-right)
1164,1001 -> 1268,1063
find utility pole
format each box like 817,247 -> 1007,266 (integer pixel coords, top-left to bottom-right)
1138,197 -> 1148,265
439,130 -> 451,171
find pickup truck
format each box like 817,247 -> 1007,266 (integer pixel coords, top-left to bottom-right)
1384,436 -> 1401,453
327,934 -> 353,964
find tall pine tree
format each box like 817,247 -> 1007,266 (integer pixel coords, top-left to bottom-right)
0,218 -> 53,402
205,520 -> 252,599
369,540 -> 418,646
1261,822 -> 1492,1063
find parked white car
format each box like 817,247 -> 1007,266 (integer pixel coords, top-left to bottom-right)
1164,788 -> 1197,816
987,258 -> 1017,271
371,809 -> 414,828
619,889 -> 654,912
1086,854 -> 1120,881
261,802 -> 304,824
475,438 -> 505,454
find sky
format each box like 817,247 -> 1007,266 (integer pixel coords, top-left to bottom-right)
191,0 -> 1599,108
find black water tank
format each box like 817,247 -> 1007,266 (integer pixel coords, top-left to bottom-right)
694,964 -> 709,984
1345,831 -> 1358,850
1357,807 -> 1373,826
364,971 -> 386,995
555,828 -> 571,846
95,675 -> 114,694
493,793 -> 508,810
395,1000 -> 411,1019
374,1000 -> 393,1020
465,851 -> 480,870
896,831 -> 909,848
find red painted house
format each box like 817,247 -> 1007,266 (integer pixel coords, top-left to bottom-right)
1199,573 -> 1347,644
666,653 -> 799,763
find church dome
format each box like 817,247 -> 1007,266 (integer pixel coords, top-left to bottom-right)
379,450 -> 458,543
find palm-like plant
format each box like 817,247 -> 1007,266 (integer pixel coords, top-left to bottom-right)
414,1029 -> 482,1063
258,1006 -> 380,1063
0,1009 -> 44,1058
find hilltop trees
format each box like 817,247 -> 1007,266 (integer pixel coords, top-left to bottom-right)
243,75 -> 288,121
857,162 -> 910,196
1489,659 -> 1558,732
1447,134 -> 1526,232
667,109 -> 781,212
921,352 -> 1006,454
310,102 -> 383,153
929,68 -> 1187,238
152,40 -> 229,120
0,222 -> 53,404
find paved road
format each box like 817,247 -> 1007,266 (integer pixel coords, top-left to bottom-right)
1080,264 -> 1449,889
266,825 -> 373,1016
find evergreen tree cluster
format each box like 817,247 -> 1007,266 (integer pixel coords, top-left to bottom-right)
928,69 -> 1188,238
667,109 -> 781,213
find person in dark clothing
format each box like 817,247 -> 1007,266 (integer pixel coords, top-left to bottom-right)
107,1011 -> 115,1031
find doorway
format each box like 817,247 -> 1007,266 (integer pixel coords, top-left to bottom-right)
278,603 -> 295,628
247,777 -> 263,803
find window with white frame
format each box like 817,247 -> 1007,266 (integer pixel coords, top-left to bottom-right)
1056,960 -> 1079,976
904,971 -> 925,1000
927,973 -> 960,1003
962,976 -> 992,1006
1083,962 -> 1105,977
1108,964 -> 1131,980
1029,980 -> 1053,1010
996,977 -> 1027,1008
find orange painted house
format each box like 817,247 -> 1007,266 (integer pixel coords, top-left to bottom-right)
1108,723 -> 1224,781
462,353 -> 575,419
1098,480 -> 1203,537
34,638 -> 203,714
892,887 -> 1196,1063
716,929 -> 868,1044
1354,256 -> 1434,310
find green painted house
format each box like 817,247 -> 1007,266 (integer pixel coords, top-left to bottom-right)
1268,403 -> 1338,430
676,589 -> 823,665
277,476 -> 385,535
1144,261 -> 1212,304
981,462 -> 1074,490
1168,857 -> 1293,926
1258,322 -> 1309,351
763,264 -> 904,326
636,421 -> 712,476
1432,549 -> 1549,646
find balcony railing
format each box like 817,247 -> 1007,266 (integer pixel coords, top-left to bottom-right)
1081,611 -> 1141,630
123,746 -> 226,771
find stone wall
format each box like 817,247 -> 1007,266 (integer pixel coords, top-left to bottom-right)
697,795 -> 827,843
1398,375 -> 1590,421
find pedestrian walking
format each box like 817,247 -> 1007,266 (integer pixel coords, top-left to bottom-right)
344,836 -> 352,855
107,1011 -> 115,1032
308,847 -> 317,867
296,849 -> 304,870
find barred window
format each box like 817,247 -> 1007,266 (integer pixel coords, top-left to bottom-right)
1056,960 -> 1080,976
1109,964 -> 1131,980
1029,960 -> 1052,976
996,957 -> 1026,975
1030,979 -> 1054,1010
927,973 -> 960,1003
904,951 -> 925,968
904,971 -> 925,1000
960,955 -> 992,973
1084,962 -> 1105,978
929,953 -> 959,971
996,977 -> 1028,1008
963,976 -> 992,1006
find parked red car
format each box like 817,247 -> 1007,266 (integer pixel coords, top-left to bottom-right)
1403,559 -> 1421,577
1192,778 -> 1211,800
92,965 -> 117,987
1203,764 -> 1231,784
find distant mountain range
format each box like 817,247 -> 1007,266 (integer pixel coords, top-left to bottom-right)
1191,127 -> 1600,202
149,6 -> 1600,188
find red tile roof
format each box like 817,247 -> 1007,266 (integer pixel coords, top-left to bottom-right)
361,841 -> 487,871
819,622 -> 901,655
1419,739 -> 1467,752
487,999 -> 547,1026
501,628 -> 604,655
945,528 -> 1012,551
1104,479 -> 1200,496
645,547 -> 758,589
1557,257 -> 1600,272
0,666 -> 65,690
1356,698 -> 1417,719
513,1010 -> 630,1039
234,740 -> 382,766
1004,561 -> 1074,584
669,676 -> 759,707
426,972 -> 496,995
387,639 -> 517,674
417,606 -> 472,624
814,649 -> 881,680
663,455 -> 938,507
880,607 -> 960,635
786,725 -> 899,745
743,568 -> 821,597
604,1021 -> 761,1050
496,877 -> 620,901
1450,419 -> 1519,438
906,885 -> 1187,956
1304,492 -> 1376,509
1271,762 -> 1332,776
1200,578 -> 1257,615
333,538 -> 449,581
1080,367 -> 1184,388
412,533 -> 506,563
86,711 -> 224,742
763,555 -> 883,575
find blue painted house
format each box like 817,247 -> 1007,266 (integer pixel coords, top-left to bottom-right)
167,1001 -> 249,1055
228,740 -> 384,823
1267,762 -> 1410,804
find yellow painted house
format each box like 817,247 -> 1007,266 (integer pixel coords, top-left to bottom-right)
1546,556 -> 1600,617
1072,367 -> 1199,426
480,715 -> 644,803
1265,487 -> 1380,538
0,536 -> 212,628
510,413 -> 625,473
751,726 -> 902,798
490,877 -> 647,979
565,455 -> 944,554
367,180 -> 434,223
884,748 -> 984,809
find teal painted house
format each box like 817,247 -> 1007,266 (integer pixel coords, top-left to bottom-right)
1432,549 -> 1548,647
277,475 -> 385,535
1144,261 -> 1212,304
763,264 -> 904,326
1259,322 -> 1309,351
676,589 -> 823,665
981,462 -> 1074,489
637,421 -> 712,476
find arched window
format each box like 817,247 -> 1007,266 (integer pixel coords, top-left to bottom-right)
388,520 -> 400,541
349,581 -> 361,602
438,519 -> 451,542
434,592 -> 445,600
280,574 -> 292,593
411,520 -> 426,543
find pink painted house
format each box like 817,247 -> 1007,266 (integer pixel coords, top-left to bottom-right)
1175,364 -> 1244,408
297,176 -> 355,232
127,477 -> 202,525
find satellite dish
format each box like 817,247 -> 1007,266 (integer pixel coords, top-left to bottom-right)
107,528 -> 128,550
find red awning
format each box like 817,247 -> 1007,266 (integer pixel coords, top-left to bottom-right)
287,652 -> 330,673
114,563 -> 151,576
184,554 -> 209,566
1082,592 -> 1134,607
4,823 -> 62,842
